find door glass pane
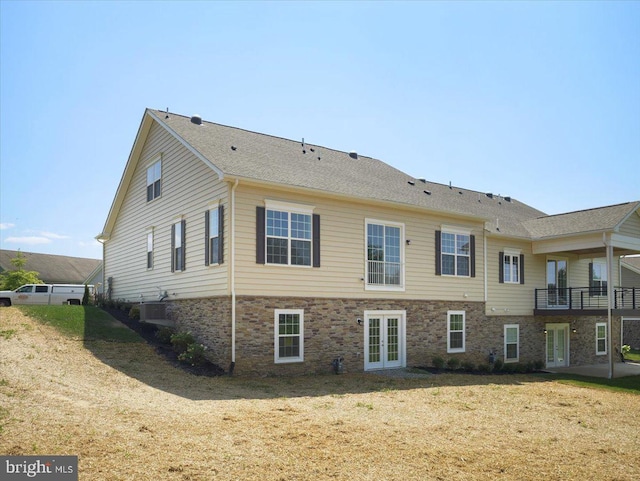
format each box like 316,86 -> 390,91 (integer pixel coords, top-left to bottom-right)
368,318 -> 381,363
387,318 -> 399,362
557,329 -> 565,362
547,330 -> 555,363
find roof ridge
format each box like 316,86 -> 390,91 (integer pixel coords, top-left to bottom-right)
152,109 -> 373,159
529,201 -> 639,220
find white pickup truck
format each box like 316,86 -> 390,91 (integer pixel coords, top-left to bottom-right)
0,284 -> 93,306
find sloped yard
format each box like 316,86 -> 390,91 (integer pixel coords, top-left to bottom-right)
1,306 -> 639,480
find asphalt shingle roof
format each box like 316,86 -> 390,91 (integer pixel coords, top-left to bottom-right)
0,250 -> 101,285
150,109 -> 547,237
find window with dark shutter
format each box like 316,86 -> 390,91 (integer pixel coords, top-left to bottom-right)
435,231 -> 441,276
256,206 -> 266,264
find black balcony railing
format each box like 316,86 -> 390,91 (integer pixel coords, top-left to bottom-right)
535,287 -> 639,311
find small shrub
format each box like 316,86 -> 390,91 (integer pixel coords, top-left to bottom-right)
533,360 -> 544,371
525,361 -> 535,373
477,363 -> 492,374
82,285 -> 90,306
178,343 -> 207,366
128,305 -> 140,320
446,357 -> 460,370
155,327 -> 175,344
514,363 -> 527,374
432,356 -> 445,370
171,331 -> 196,354
461,360 -> 475,372
493,358 -> 504,372
502,362 -> 515,373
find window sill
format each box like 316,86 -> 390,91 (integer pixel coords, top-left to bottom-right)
275,358 -> 304,364
365,284 -> 405,292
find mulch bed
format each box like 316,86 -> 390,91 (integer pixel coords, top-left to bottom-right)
102,307 -> 226,377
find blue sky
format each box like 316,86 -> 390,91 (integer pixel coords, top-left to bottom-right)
1,1 -> 638,260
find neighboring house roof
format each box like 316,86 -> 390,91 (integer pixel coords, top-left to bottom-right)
622,256 -> 640,275
100,108 -> 639,243
522,202 -> 640,239
0,250 -> 101,285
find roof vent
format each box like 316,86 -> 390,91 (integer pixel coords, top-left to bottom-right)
419,178 -> 426,183
408,180 -> 415,186
505,196 -> 511,202
231,146 -> 237,151
190,115 -> 202,125
424,190 -> 431,195
349,151 -> 358,159
486,193 -> 494,199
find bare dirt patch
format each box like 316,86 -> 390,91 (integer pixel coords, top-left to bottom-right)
1,307 -> 639,480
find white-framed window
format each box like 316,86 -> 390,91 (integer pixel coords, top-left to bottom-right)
366,219 -> 404,289
208,207 -> 220,265
596,322 -> 607,355
266,201 -> 313,267
146,158 -> 162,202
504,324 -> 519,362
441,228 -> 471,277
590,260 -> 608,296
171,219 -> 186,272
503,250 -> 520,284
274,309 -> 304,363
146,230 -> 154,269
447,310 -> 465,353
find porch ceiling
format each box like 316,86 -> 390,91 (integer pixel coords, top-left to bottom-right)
532,232 -> 640,258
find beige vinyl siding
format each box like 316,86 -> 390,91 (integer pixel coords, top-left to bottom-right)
485,238 -> 539,315
619,210 -> 640,237
234,184 -> 485,300
104,121 -> 229,302
622,263 -> 640,287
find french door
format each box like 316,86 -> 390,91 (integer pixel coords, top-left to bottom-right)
546,323 -> 569,368
364,311 -> 406,370
547,258 -> 568,308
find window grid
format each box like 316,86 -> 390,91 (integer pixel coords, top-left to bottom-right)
596,323 -> 607,355
447,311 -> 465,353
442,232 -> 470,276
146,161 -> 161,202
504,254 -> 519,283
367,223 -> 402,286
147,232 -> 153,269
275,310 -> 304,363
266,210 -> 311,266
209,208 -> 220,265
504,325 -> 519,362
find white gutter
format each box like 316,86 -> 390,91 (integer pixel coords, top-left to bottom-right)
230,179 -> 239,371
604,232 -> 614,380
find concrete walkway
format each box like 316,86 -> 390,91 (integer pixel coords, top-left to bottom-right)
547,361 -> 640,378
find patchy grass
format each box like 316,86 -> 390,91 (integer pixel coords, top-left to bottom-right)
625,348 -> 640,362
16,305 -> 142,342
538,373 -> 640,395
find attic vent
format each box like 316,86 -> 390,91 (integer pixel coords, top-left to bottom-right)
408,180 -> 415,186
231,146 -> 237,151
419,178 -> 426,183
190,115 -> 202,125
424,190 -> 431,195
505,196 -> 511,202
486,193 -> 494,199
349,151 -> 358,159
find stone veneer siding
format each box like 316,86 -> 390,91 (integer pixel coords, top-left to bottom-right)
623,318 -> 640,350
162,295 -> 574,376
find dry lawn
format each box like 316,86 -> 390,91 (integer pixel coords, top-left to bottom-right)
1,307 -> 639,480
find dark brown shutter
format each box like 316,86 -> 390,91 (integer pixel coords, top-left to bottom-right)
204,210 -> 210,266
171,224 -> 175,272
312,214 -> 320,268
470,235 -> 476,278
218,204 -> 225,264
256,206 -> 265,264
499,252 -> 504,283
181,219 -> 186,271
519,254 -> 525,284
589,262 -> 594,296
435,230 -> 441,275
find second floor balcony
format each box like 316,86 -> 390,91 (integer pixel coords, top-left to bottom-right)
534,287 -> 640,316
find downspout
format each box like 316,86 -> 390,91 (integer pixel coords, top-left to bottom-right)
483,229 -> 488,303
229,179 -> 239,375
604,232 -> 614,380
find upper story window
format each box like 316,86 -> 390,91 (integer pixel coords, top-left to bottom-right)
171,219 -> 186,272
499,249 -> 524,284
256,201 -> 320,268
366,219 -> 404,289
146,159 -> 162,202
590,260 -> 607,296
436,227 -> 475,277
205,205 -> 224,266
